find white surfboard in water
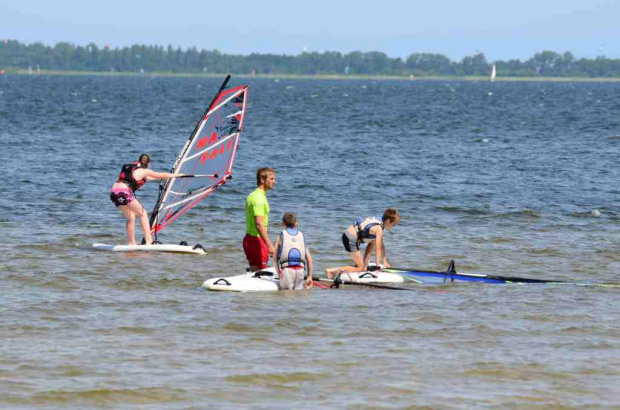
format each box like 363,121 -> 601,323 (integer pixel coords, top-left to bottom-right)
93,243 -> 206,255
203,268 -> 280,291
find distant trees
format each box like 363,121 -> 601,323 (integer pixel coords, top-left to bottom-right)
406,53 -> 453,75
1,40 -> 619,77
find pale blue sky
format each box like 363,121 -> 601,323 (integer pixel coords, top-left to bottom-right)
1,0 -> 618,61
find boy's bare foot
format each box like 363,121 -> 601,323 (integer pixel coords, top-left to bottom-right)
326,268 -> 345,279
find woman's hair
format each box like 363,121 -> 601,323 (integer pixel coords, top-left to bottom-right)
256,167 -> 275,186
138,154 -> 151,168
282,212 -> 297,228
382,208 -> 400,224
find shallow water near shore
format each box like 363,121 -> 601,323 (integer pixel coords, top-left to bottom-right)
1,75 -> 620,407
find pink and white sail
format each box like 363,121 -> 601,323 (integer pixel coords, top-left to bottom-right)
150,76 -> 248,235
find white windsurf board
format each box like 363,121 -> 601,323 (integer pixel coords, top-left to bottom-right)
93,243 -> 206,255
336,270 -> 405,284
203,268 -> 280,291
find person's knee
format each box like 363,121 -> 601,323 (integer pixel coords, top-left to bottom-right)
134,208 -> 148,219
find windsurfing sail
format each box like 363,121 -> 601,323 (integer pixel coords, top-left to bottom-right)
149,75 -> 248,237
490,63 -> 497,81
384,260 -> 620,287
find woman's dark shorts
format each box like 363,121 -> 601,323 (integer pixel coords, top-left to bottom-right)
110,188 -> 135,207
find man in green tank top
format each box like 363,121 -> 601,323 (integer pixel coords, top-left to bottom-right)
243,167 -> 276,271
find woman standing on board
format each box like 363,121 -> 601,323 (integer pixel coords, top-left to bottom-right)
325,208 -> 401,277
110,154 -> 183,245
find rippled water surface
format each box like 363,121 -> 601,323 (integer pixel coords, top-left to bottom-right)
1,75 -> 620,407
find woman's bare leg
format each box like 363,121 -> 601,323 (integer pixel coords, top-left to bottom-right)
125,199 -> 152,245
126,213 -> 137,245
138,213 -> 152,245
117,205 -> 137,245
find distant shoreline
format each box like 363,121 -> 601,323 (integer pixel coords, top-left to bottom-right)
7,69 -> 620,82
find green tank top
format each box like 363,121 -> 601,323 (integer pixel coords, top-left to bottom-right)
245,188 -> 269,237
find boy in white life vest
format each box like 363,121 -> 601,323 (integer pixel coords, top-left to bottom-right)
274,213 -> 314,290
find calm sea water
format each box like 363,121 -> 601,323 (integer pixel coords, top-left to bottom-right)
1,75 -> 620,407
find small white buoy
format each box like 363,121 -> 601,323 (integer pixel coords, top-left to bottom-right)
591,209 -> 601,218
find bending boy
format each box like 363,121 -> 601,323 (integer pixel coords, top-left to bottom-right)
325,208 -> 400,277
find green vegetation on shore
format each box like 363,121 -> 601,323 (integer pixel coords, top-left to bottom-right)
2,40 -> 620,79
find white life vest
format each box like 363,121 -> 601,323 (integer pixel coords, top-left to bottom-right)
278,228 -> 306,268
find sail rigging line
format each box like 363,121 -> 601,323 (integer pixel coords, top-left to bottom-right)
148,75 -> 248,240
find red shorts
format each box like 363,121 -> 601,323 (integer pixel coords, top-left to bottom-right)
243,234 -> 269,269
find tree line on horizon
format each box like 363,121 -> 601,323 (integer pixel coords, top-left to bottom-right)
1,40 -> 620,78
